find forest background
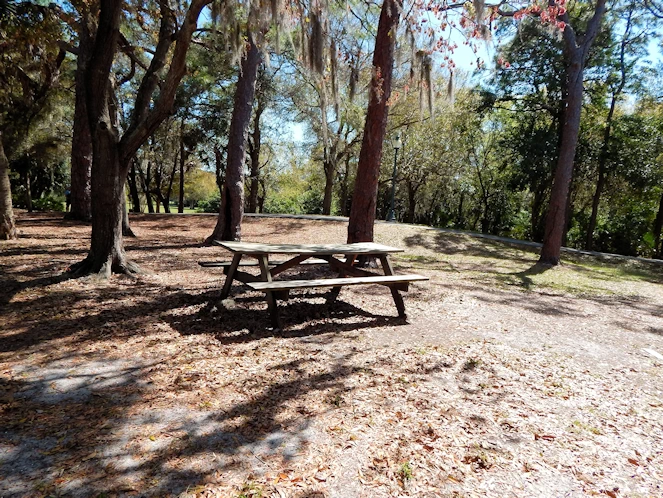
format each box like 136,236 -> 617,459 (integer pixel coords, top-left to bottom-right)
2,0 -> 663,260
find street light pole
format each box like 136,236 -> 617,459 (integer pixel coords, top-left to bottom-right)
386,134 -> 402,222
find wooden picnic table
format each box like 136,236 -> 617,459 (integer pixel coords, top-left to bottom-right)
211,241 -> 428,328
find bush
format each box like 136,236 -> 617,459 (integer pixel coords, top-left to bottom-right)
33,195 -> 65,212
263,195 -> 303,215
195,195 -> 220,213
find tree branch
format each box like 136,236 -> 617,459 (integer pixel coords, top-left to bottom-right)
120,0 -> 213,165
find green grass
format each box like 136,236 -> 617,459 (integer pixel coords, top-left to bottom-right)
387,227 -> 662,300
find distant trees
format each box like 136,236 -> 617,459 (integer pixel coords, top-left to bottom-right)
2,0 -> 662,265
68,0 -> 212,276
0,2 -> 66,239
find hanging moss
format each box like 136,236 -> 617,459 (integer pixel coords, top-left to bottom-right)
447,70 -> 455,106
349,56 -> 359,102
308,11 -> 325,75
330,38 -> 339,116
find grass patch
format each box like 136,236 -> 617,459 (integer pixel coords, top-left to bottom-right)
385,226 -> 662,300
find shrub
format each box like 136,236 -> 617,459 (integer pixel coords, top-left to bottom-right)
195,195 -> 220,213
33,195 -> 65,212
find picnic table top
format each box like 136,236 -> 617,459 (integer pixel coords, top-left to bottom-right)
213,241 -> 405,256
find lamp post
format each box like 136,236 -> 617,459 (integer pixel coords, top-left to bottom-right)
386,133 -> 402,222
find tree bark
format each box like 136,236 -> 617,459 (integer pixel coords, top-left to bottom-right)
340,155 -> 351,217
24,167 -> 33,213
539,0 -> 606,265
164,151 -> 177,213
347,0 -> 400,243
67,0 -> 130,276
68,20 -> 93,221
653,190 -> 663,259
128,159 -> 141,212
121,188 -> 135,237
322,160 -> 335,215
247,99 -> 265,213
207,35 -> 261,242
213,145 -> 224,193
540,55 -> 582,264
178,129 -> 185,213
0,133 -> 17,240
407,181 -> 418,223
586,165 -> 606,250
139,160 -> 155,213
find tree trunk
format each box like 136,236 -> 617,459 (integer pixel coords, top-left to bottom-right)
347,0 -> 400,243
258,178 -> 266,213
121,188 -> 135,237
586,166 -> 606,250
456,191 -> 465,227
207,35 -> 261,242
178,131 -> 185,213
539,0 -> 606,265
247,169 -> 259,213
653,190 -> 663,259
531,187 -> 545,241
128,159 -> 141,212
68,23 -> 93,221
213,145 -> 224,194
163,158 -> 176,213
139,160 -> 154,213
69,0 -> 136,277
25,168 -> 33,213
540,54 -> 583,265
340,155 -> 351,217
70,129 -> 136,276
0,133 -> 17,240
246,100 -> 264,214
322,160 -> 335,215
407,181 -> 417,223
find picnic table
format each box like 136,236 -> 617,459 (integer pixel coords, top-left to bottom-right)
205,241 -> 428,328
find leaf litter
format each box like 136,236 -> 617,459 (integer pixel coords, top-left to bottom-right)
0,212 -> 662,497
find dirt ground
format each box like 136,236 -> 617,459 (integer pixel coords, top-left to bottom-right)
1,212 -> 662,498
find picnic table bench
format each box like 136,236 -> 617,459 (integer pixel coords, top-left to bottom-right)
204,241 -> 428,328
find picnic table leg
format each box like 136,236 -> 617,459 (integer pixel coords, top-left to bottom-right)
378,255 -> 406,318
257,255 -> 281,329
326,254 -> 357,304
220,253 -> 242,299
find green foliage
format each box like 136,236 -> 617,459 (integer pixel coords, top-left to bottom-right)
195,195 -> 221,213
262,159 -> 327,215
32,194 -> 64,212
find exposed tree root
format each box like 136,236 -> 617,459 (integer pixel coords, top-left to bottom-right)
1,215 -> 17,240
63,212 -> 92,223
67,255 -> 142,279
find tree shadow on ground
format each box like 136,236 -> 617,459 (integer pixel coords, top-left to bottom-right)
402,231 -> 537,264
0,265 -> 391,494
0,348 -> 364,496
506,262 -> 553,290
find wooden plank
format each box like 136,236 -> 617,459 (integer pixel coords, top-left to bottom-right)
326,254 -> 356,304
270,254 -> 315,276
213,240 -> 404,255
199,258 -> 338,268
247,274 -> 428,292
229,269 -> 262,283
326,256 -> 377,278
257,255 -> 281,329
220,253 -> 242,299
379,255 -> 406,317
